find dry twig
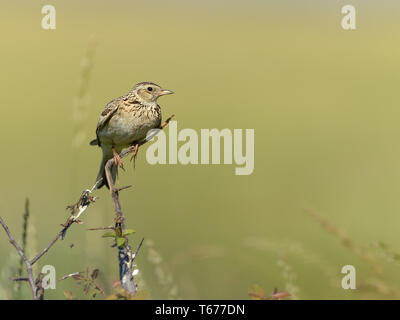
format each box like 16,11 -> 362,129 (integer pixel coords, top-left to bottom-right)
0,114 -> 174,299
0,184 -> 97,299
103,115 -> 174,294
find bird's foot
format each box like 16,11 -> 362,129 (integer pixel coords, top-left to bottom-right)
130,144 -> 139,168
133,144 -> 139,157
112,146 -> 124,170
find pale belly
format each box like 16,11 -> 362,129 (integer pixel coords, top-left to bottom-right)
98,109 -> 161,148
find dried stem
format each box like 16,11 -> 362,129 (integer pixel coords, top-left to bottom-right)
30,221 -> 73,266
87,226 -> 115,231
0,114 -> 174,299
305,207 -> 382,274
0,185 -> 97,299
0,216 -> 37,299
15,198 -> 30,296
104,114 -> 174,294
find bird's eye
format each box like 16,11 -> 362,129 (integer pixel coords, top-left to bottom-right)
147,87 -> 153,91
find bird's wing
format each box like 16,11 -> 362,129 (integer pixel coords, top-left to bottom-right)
94,98 -> 121,146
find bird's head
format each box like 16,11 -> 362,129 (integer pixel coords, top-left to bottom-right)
132,82 -> 174,103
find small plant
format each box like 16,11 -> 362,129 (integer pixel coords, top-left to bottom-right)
248,284 -> 290,300
65,268 -> 105,299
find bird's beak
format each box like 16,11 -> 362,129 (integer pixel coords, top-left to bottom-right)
159,89 -> 174,96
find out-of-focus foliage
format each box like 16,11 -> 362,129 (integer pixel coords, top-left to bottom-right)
1,0 -> 400,299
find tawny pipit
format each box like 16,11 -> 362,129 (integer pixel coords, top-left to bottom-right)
90,82 -> 173,189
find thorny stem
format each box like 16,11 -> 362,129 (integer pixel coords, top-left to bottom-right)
104,114 -> 175,294
0,216 -> 38,299
0,114 -> 174,299
0,186 -> 97,299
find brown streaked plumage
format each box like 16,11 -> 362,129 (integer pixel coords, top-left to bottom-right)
90,82 -> 174,189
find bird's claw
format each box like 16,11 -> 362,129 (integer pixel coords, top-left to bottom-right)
112,148 -> 125,170
130,144 -> 139,169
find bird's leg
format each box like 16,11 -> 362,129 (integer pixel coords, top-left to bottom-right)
130,143 -> 140,168
112,146 -> 124,170
133,143 -> 139,158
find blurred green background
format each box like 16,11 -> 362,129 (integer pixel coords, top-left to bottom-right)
1,0 -> 400,299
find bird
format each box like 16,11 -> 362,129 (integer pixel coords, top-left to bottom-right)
89,82 -> 174,189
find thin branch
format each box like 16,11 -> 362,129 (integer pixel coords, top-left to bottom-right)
132,237 -> 144,260
30,187 -> 97,265
104,114 -> 174,294
0,115 -> 174,299
0,184 -> 97,299
12,277 -> 29,282
17,199 -> 30,285
87,226 -> 115,231
30,223 -> 71,266
0,216 -> 37,299
116,185 -> 132,192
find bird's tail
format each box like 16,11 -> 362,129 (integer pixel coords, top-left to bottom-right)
95,156 -> 118,189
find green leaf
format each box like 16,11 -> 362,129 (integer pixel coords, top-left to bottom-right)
102,232 -> 117,238
116,237 -> 126,248
122,229 -> 136,237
